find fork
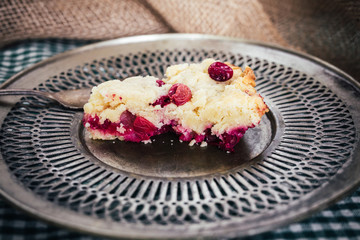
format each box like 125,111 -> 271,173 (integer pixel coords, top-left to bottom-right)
0,88 -> 92,110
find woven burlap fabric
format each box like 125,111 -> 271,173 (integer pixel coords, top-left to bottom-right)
0,0 -> 359,80
259,0 -> 360,82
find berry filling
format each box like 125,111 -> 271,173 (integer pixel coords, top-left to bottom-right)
84,113 -> 160,142
152,95 -> 171,107
85,112 -> 252,152
208,62 -> 233,82
203,127 -> 248,152
84,115 -> 119,135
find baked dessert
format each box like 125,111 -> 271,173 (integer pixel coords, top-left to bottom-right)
83,59 -> 268,152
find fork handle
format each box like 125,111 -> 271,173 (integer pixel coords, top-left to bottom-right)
0,89 -> 53,100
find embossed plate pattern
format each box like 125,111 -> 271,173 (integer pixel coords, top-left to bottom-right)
0,34 -> 359,239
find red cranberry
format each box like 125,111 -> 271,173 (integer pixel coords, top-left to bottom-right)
204,129 -> 218,144
168,83 -> 192,106
120,110 -> 136,127
221,133 -> 239,146
133,116 -> 157,135
208,62 -> 233,82
219,133 -> 240,152
156,80 -> 165,87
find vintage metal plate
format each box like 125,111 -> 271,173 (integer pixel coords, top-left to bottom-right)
0,34 -> 359,239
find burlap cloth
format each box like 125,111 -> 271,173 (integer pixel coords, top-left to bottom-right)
0,0 -> 359,80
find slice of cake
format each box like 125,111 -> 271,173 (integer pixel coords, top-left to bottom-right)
83,59 -> 268,152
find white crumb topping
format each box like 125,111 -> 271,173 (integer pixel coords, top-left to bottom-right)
189,139 -> 196,146
116,124 -> 126,134
142,139 -> 152,144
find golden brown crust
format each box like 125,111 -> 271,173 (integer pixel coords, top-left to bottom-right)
256,95 -> 269,116
242,67 -> 256,87
233,65 -> 269,116
225,62 -> 242,71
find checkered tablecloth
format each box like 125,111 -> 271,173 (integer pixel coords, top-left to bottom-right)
0,39 -> 359,240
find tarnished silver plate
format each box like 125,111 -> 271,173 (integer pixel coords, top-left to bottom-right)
0,34 -> 359,239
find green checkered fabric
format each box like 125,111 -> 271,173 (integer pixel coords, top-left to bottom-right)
0,39 -> 359,240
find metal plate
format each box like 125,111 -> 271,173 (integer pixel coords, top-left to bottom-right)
0,34 -> 359,239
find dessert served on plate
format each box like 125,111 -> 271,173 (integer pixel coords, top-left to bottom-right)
83,59 -> 268,152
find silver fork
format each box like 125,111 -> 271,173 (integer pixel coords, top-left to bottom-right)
0,88 -> 92,110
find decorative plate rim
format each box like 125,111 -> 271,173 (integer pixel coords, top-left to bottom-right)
0,34 -> 359,239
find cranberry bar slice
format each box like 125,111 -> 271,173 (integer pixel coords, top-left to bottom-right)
83,59 -> 268,152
